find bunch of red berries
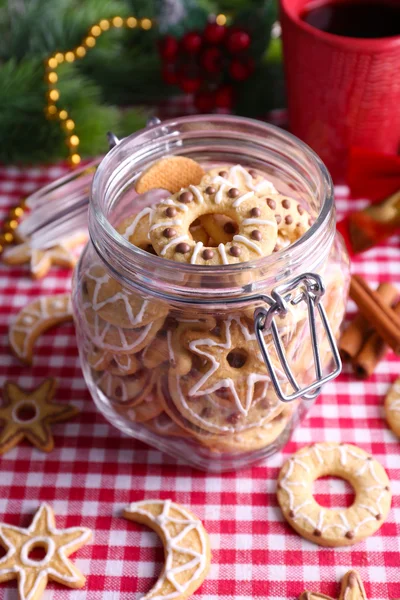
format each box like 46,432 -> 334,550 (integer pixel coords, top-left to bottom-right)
158,20 -> 254,112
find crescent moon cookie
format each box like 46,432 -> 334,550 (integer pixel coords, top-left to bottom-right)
149,181 -> 278,264
0,379 -> 79,454
135,156 -> 205,194
0,503 -> 91,600
277,442 -> 391,547
299,570 -> 368,600
123,499 -> 211,600
9,294 -> 73,365
82,263 -> 168,329
384,377 -> 400,437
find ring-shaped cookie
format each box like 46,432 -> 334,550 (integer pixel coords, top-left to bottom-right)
277,442 -> 391,547
149,181 -> 278,264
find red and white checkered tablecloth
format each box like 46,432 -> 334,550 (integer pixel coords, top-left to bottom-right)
0,164 -> 400,600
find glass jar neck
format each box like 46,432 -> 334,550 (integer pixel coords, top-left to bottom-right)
89,115 -> 335,303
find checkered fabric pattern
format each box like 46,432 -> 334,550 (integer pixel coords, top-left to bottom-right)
0,164 -> 400,600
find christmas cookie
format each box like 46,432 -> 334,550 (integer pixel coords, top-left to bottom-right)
0,503 -> 91,600
201,165 -> 278,196
384,377 -> 400,437
265,193 -> 311,244
149,180 -> 278,264
0,379 -> 79,454
135,156 -> 205,194
2,231 -> 87,279
88,346 -> 140,375
9,294 -> 73,365
300,570 -> 367,600
144,412 -> 191,439
123,499 -> 211,600
120,391 -> 164,423
277,442 -> 391,546
97,369 -> 153,406
83,263 -> 168,329
82,305 -> 163,354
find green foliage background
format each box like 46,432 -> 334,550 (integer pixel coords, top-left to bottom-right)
0,0 -> 283,164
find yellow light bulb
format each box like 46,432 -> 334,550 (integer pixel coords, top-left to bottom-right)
47,71 -> 58,83
59,110 -> 68,120
70,154 -> 81,165
55,52 -> 64,63
140,18 -> 152,30
47,57 -> 58,69
47,104 -> 58,116
0,244 -> 3,254
65,119 -> 75,131
216,13 -> 227,25
65,51 -> 75,62
126,17 -> 137,28
69,135 -> 79,146
48,89 -> 60,102
75,46 -> 86,58
99,19 -> 110,30
9,206 -> 24,218
90,25 -> 102,36
4,232 -> 14,243
5,220 -> 18,231
84,36 -> 96,48
112,16 -> 123,27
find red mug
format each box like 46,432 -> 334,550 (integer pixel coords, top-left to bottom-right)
280,0 -> 400,181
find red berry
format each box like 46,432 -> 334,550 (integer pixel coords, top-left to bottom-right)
158,35 -> 179,61
200,47 -> 223,74
179,76 -> 202,94
194,90 -> 216,113
215,85 -> 234,109
203,22 -> 226,45
162,64 -> 178,85
226,29 -> 251,54
229,57 -> 254,81
181,31 -> 202,54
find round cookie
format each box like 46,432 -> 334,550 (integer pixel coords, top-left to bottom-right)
144,412 -> 192,439
115,380 -> 163,422
97,369 -> 153,406
87,346 -> 140,375
149,181 -> 278,264
201,165 -> 278,195
83,263 -> 168,329
135,156 -> 205,194
123,499 -> 211,600
277,442 -> 391,547
384,377 -> 400,437
82,304 -> 163,354
264,193 -> 311,245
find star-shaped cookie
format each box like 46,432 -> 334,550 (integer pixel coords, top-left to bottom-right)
0,504 -> 91,600
0,379 -> 79,454
300,571 -> 367,600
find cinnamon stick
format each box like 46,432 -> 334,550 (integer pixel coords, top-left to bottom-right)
339,282 -> 398,361
353,300 -> 400,379
349,275 -> 400,354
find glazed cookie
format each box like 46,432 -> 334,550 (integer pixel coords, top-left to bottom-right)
384,377 -> 400,437
277,442 -> 391,547
83,305 -> 163,354
135,156 -> 205,194
265,193 -> 311,244
201,165 -> 278,195
97,369 -> 153,406
149,181 -> 278,264
88,346 -> 140,375
300,570 -> 368,600
0,379 -> 79,454
0,503 -> 92,600
2,231 -> 87,279
144,412 -> 191,439
116,383 -> 164,423
9,294 -> 73,365
83,263 -> 168,329
123,499 -> 211,600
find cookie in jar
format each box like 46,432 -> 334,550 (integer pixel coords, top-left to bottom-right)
72,115 -> 350,471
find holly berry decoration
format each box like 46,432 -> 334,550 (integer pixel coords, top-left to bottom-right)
158,20 -> 254,113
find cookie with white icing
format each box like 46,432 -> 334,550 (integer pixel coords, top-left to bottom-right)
87,345 -> 140,375
9,294 -> 73,365
149,181 -> 278,264
201,165 -> 278,196
82,263 -> 168,329
97,369 -> 153,406
384,377 -> 400,437
82,305 -> 163,355
299,570 -> 367,600
0,503 -> 91,600
115,380 -> 164,423
123,499 -> 211,600
144,411 -> 192,439
277,442 -> 391,546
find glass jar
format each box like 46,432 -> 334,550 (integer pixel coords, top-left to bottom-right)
71,115 -> 350,471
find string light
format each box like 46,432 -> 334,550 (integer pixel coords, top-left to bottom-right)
43,15 -> 154,167
216,13 -> 227,25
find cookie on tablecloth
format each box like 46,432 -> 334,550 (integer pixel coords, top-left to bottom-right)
384,377 -> 400,437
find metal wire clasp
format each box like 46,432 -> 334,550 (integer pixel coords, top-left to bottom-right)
254,273 -> 342,403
